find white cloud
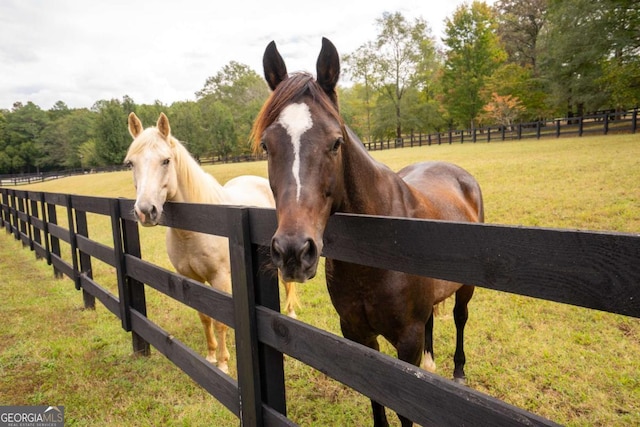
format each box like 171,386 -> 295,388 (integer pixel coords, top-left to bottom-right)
0,0 -> 492,110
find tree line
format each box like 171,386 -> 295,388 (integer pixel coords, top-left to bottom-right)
1,0 -> 638,175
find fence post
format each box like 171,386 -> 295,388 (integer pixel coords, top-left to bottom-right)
16,193 -> 29,248
65,195 -> 81,290
40,193 -> 53,267
229,207 -> 287,426
579,117 -> 584,136
536,121 -> 541,139
8,190 -> 18,240
74,207 -> 96,310
110,198 -> 132,331
604,113 -> 609,135
556,119 -> 561,138
632,107 -> 638,133
0,189 -> 5,229
29,194 -> 43,259
517,123 -> 522,140
119,199 -> 150,356
45,196 -> 63,278
107,198 -> 149,358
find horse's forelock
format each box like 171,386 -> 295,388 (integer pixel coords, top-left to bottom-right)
251,72 -> 342,153
127,128 -> 172,159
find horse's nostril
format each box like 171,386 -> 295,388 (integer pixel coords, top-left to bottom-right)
298,239 -> 317,268
149,205 -> 158,221
271,237 -> 284,266
271,236 -> 317,269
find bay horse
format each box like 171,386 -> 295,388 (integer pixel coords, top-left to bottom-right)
252,39 -> 484,426
125,112 -> 299,373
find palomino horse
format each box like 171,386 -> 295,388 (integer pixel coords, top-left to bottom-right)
252,39 -> 484,426
125,112 -> 299,373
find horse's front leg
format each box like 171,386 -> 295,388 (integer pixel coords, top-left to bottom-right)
209,274 -> 231,374
422,312 -> 436,373
452,285 -> 474,384
395,323 -> 427,427
340,321 -> 390,427
198,312 -> 219,365
214,320 -> 230,374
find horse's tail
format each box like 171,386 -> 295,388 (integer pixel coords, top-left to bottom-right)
282,280 -> 301,318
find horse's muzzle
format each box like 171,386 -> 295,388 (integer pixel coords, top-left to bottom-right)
134,202 -> 160,226
271,234 -> 319,283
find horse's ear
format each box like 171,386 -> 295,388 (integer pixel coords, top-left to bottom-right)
128,112 -> 144,138
263,40 -> 288,91
316,37 -> 340,103
156,113 -> 171,139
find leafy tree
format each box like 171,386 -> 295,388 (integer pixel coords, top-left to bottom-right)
442,1 -> 507,129
135,100 -> 166,127
597,0 -> 640,109
372,12 -> 435,138
78,139 -> 100,169
48,100 -> 71,122
199,98 -> 237,158
3,102 -> 49,173
168,101 -> 207,159
343,42 -> 378,140
0,110 -> 7,149
538,0 -> 640,114
482,63 -> 549,120
495,0 -> 548,70
92,98 -> 132,166
51,109 -> 95,169
196,61 -> 270,154
338,83 -> 377,140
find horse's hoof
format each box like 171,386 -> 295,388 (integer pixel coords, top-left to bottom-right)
453,376 -> 467,386
218,361 -> 229,374
287,310 -> 297,319
206,355 -> 217,365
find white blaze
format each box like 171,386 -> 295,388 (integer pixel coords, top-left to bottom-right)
277,103 -> 313,201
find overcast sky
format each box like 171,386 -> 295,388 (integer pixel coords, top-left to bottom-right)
0,0 -> 493,111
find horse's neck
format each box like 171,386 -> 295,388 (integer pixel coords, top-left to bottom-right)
341,133 -> 423,216
172,144 -> 228,205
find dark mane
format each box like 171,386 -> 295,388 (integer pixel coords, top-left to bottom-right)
250,72 -> 343,152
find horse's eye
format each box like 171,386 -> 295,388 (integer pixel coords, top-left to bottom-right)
260,141 -> 268,154
332,137 -> 344,152
124,160 -> 133,169
162,158 -> 170,166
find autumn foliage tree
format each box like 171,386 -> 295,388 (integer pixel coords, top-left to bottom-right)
481,93 -> 526,129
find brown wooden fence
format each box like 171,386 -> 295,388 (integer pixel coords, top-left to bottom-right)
1,187 -> 639,426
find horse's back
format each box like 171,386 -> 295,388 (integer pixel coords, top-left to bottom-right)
223,175 -> 275,208
398,161 -> 484,223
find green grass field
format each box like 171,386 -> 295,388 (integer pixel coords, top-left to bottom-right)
1,134 -> 639,426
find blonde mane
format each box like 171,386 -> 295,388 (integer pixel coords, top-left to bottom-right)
170,135 -> 227,204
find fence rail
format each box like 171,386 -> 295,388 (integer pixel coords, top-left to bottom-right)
364,108 -> 639,150
1,187 -> 639,426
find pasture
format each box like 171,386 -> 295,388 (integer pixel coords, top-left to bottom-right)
1,133 -> 639,426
